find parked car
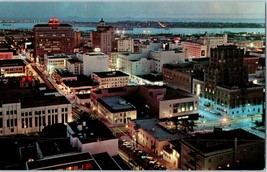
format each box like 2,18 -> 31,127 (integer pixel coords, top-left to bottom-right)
159,165 -> 167,170
149,159 -> 157,165
141,154 -> 149,159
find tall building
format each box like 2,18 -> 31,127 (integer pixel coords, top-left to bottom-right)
205,45 -> 248,98
76,51 -> 109,76
74,29 -> 82,48
90,18 -> 115,54
194,45 -> 264,116
33,18 -> 74,59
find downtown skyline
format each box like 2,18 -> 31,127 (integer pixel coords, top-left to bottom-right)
0,1 -> 265,23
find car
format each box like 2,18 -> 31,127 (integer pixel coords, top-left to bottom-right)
146,156 -> 153,160
136,150 -> 143,154
132,148 -> 138,153
149,159 -> 157,165
130,146 -> 135,151
159,165 -> 167,170
122,142 -> 130,146
141,154 -> 149,159
153,162 -> 161,169
144,156 -> 154,163
126,144 -> 134,149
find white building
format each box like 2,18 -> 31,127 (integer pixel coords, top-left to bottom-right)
77,52 -> 108,76
0,96 -> 72,136
198,34 -> 228,57
44,54 -> 68,73
91,71 -> 129,89
117,38 -> 134,52
97,96 -> 137,126
150,50 -> 186,73
117,52 -> 151,76
66,58 -> 83,75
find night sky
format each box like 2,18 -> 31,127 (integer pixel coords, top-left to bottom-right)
0,1 -> 265,21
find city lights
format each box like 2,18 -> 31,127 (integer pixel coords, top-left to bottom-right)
0,1 -> 265,171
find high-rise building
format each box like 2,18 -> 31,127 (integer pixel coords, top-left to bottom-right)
205,45 -> 248,99
90,18 -> 115,54
193,45 -> 264,116
74,29 -> 82,48
33,18 -> 74,59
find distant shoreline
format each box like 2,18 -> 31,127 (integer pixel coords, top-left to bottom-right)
0,20 -> 264,29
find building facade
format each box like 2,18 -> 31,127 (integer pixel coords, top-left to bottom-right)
66,58 -> 83,75
181,42 -> 207,58
77,52 -> 109,76
44,54 -> 68,73
196,45 -> 264,116
91,71 -> 129,89
97,97 -> 137,125
90,19 -> 115,54
33,18 -> 74,58
0,96 -> 72,136
116,38 -> 134,52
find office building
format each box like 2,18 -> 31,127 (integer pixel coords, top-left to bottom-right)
0,78 -> 72,135
193,45 -> 264,116
91,71 -> 129,89
33,18 -> 74,58
90,18 -> 115,54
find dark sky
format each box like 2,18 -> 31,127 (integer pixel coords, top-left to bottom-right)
0,1 -> 265,21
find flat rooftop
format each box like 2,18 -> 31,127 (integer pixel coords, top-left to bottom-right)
85,52 -> 106,56
164,86 -> 196,100
76,93 -> 90,99
67,58 -> 82,64
132,118 -> 186,141
137,74 -> 163,82
0,80 -> 70,107
68,119 -> 116,144
37,138 -> 76,157
27,152 -> 98,170
180,129 -> 264,154
0,59 -> 25,67
92,71 -> 129,78
98,96 -> 136,113
54,68 -> 76,77
92,152 -> 122,170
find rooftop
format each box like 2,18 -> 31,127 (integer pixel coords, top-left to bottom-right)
27,152 -> 98,170
34,23 -> 72,28
180,129 -> 264,155
92,152 -> 122,170
0,59 -> 25,67
53,68 -> 76,77
164,86 -> 196,100
0,80 -> 70,107
137,73 -> 163,82
92,71 -> 129,78
67,58 -> 82,64
85,51 -> 106,56
37,138 -> 76,157
98,96 -> 136,113
46,54 -> 68,59
68,119 -> 116,144
132,118 -> 186,141
76,93 -> 90,99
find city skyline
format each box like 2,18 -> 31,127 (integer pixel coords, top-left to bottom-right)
0,1 -> 265,22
